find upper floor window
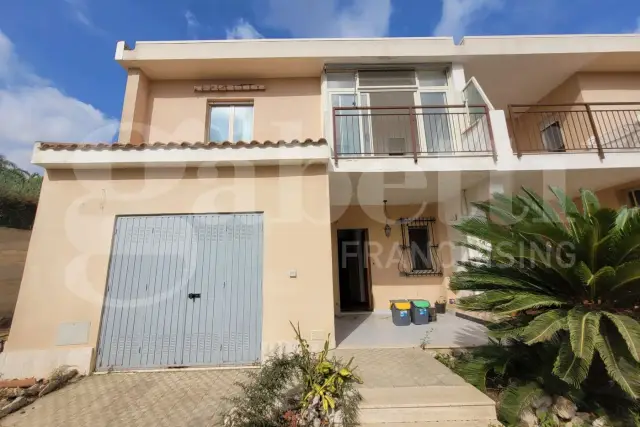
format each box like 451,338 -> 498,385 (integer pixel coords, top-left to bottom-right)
208,101 -> 254,142
326,68 -> 449,90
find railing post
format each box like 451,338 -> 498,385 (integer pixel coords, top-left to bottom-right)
507,105 -> 522,158
484,106 -> 497,161
585,104 -> 605,160
332,107 -> 339,165
409,107 -> 418,164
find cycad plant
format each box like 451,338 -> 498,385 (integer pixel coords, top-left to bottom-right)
450,187 -> 640,400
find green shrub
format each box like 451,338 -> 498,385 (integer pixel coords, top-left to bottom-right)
0,156 -> 42,229
448,187 -> 640,425
222,323 -> 362,426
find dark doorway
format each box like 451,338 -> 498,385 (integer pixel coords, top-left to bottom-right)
337,229 -> 372,312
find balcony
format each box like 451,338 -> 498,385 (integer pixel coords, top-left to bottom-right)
509,102 -> 640,157
331,104 -> 496,162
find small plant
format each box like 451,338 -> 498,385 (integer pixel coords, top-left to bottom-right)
433,351 -> 458,370
291,322 -> 362,424
223,323 -> 363,427
419,330 -> 432,350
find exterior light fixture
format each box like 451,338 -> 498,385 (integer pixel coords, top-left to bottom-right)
383,200 -> 392,238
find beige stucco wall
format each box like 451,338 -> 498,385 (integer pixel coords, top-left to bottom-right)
577,72 -> 640,103
331,204 -> 453,311
143,77 -> 322,143
118,69 -> 150,144
595,179 -> 640,209
7,164 -> 335,361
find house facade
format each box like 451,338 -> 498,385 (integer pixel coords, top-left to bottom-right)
3,34 -> 640,377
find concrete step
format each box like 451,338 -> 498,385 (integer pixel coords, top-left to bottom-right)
359,386 -> 497,424
362,422 -> 501,427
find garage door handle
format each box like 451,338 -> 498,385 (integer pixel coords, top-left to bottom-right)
188,293 -> 201,300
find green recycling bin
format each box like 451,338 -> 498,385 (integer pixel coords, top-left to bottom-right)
410,300 -> 430,325
389,300 -> 411,326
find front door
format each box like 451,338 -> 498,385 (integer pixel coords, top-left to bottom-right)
337,229 -> 372,312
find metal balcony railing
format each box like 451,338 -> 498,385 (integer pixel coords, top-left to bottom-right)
332,105 -> 496,163
508,102 -> 640,158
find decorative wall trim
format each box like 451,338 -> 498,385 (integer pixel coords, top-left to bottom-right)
194,84 -> 266,93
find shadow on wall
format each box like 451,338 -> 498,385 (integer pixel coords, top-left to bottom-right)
0,227 -> 31,318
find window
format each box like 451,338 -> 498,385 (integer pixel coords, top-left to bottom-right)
417,70 -> 448,87
208,102 -> 254,142
358,70 -> 416,87
409,227 -> 433,271
399,218 -> 442,276
629,190 -> 640,207
541,121 -> 565,152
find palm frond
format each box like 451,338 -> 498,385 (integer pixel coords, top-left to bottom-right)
520,187 -> 562,224
522,309 -> 568,345
567,308 -> 600,364
601,313 -> 640,363
493,293 -> 566,314
498,382 -> 545,425
596,323 -> 640,400
610,260 -> 640,297
580,188 -> 601,217
553,340 -> 591,387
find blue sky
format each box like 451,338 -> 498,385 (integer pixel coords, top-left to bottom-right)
1,0 -> 640,170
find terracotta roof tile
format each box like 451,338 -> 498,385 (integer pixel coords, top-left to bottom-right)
37,139 -> 328,151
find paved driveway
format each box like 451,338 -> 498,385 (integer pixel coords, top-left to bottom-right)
2,369 -> 248,427
2,348 -> 473,426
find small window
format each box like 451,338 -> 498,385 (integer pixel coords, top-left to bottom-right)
417,70 -> 448,87
327,72 -> 356,89
208,102 -> 254,142
629,190 -> 640,207
541,121 -> 565,152
409,227 -> 433,271
400,218 -> 442,276
358,70 -> 416,87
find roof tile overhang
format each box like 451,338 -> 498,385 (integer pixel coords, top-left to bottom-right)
33,139 -> 330,169
37,138 -> 327,151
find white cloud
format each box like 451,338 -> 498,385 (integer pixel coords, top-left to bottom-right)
226,19 -> 264,40
64,0 -> 108,37
0,28 -> 118,171
262,0 -> 392,38
185,10 -> 201,39
433,0 -> 503,40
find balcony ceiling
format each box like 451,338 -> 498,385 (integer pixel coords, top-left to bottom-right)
464,52 -> 640,111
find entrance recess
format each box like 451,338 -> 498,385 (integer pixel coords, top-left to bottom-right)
337,229 -> 372,312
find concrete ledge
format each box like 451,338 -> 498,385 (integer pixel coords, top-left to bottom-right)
0,347 -> 94,379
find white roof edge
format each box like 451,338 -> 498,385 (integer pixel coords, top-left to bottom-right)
114,41 -> 130,60
459,33 -> 640,43
133,36 -> 455,45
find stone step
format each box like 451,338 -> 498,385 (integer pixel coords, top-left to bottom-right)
362,421 -> 501,427
359,386 -> 497,424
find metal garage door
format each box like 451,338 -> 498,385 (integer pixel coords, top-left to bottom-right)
96,213 -> 263,370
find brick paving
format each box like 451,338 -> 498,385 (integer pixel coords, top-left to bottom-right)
1,369 -> 248,427
2,348 -> 466,426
